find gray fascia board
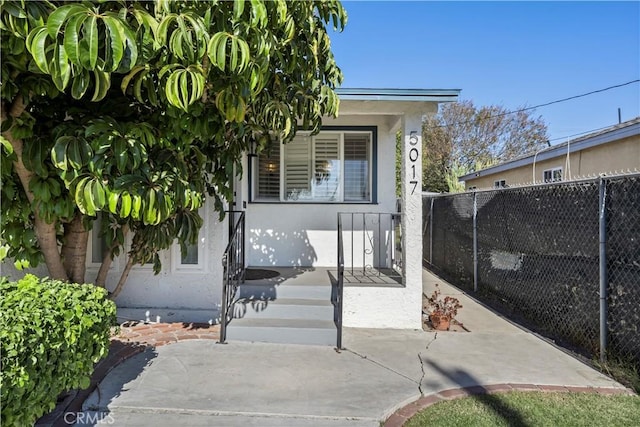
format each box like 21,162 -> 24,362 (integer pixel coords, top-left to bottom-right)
336,88 -> 461,102
459,121 -> 640,181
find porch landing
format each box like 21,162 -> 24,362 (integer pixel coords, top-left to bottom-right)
241,266 -> 403,286
226,267 -> 402,346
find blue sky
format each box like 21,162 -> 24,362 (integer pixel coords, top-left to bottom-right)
329,1 -> 640,144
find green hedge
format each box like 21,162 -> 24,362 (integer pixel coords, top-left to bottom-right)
0,274 -> 116,426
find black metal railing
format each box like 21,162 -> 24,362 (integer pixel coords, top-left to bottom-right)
338,212 -> 402,277
218,210 -> 245,344
336,213 -> 345,349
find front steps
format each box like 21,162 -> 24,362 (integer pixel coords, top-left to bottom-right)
226,270 -> 338,346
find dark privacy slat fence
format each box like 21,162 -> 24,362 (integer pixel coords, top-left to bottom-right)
423,174 -> 640,369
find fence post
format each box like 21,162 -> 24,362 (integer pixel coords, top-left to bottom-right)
473,192 -> 478,292
429,198 -> 434,264
598,177 -> 608,363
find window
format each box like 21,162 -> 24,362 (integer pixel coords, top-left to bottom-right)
180,244 -> 198,265
494,180 -> 506,188
86,215 -> 119,270
543,167 -> 562,183
171,207 -> 206,272
88,217 -> 109,266
252,128 -> 374,203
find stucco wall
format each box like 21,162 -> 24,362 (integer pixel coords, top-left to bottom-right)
103,208 -> 227,314
464,135 -> 640,189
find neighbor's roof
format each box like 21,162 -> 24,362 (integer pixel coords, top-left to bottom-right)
459,116 -> 640,181
336,88 -> 461,102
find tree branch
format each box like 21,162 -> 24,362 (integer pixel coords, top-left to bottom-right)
110,256 -> 133,300
95,224 -> 129,288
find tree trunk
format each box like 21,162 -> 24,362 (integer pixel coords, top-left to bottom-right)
110,257 -> 133,300
2,96 -> 68,280
61,213 -> 89,284
95,225 -> 129,288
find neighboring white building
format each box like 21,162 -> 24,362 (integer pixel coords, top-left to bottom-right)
6,88 -> 461,333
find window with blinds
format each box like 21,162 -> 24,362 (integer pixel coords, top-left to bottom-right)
344,133 -> 370,201
284,136 -> 311,200
312,133 -> 340,201
253,129 -> 374,203
257,143 -> 280,199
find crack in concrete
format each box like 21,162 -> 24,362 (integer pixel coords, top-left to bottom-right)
344,348 -> 419,386
418,332 -> 438,395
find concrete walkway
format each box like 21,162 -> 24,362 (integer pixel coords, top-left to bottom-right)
78,269 -> 629,426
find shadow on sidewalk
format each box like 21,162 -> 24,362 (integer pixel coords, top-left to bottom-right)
422,357 -> 532,427
37,340 -> 157,427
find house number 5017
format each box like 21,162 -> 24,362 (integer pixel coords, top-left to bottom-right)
408,132 -> 419,195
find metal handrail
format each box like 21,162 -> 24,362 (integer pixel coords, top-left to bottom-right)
336,213 -> 344,349
218,210 -> 245,344
338,212 -> 403,276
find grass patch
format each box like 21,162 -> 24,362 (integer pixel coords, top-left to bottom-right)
405,392 -> 640,427
595,358 -> 640,394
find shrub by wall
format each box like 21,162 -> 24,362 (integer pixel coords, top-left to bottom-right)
0,274 -> 116,426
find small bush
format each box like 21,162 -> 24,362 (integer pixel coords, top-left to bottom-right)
0,274 -> 116,426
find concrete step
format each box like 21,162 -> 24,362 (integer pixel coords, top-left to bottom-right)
231,298 -> 334,321
226,318 -> 337,346
237,283 -> 332,301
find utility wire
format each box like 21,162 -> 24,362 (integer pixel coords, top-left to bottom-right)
547,124 -> 616,143
426,79 -> 640,129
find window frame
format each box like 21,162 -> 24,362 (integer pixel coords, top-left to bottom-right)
86,216 -> 120,272
171,205 -> 208,273
250,126 -> 377,204
543,167 -> 563,183
494,180 -> 506,188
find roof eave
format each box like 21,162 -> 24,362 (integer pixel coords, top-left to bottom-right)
336,88 -> 461,102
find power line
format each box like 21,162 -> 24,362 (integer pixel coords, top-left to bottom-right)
547,124 -> 614,143
427,79 -> 640,129
517,79 -> 639,113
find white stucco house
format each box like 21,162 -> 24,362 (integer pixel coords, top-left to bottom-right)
6,88 -> 461,345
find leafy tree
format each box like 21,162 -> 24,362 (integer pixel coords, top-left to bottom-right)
1,0 -> 346,297
422,100 -> 548,192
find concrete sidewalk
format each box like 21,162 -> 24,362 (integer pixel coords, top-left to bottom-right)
79,270 -> 628,426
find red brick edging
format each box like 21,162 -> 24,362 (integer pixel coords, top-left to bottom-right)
45,322 -> 220,427
384,384 -> 637,427
116,321 -> 220,346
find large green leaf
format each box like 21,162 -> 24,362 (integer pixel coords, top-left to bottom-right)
51,136 -> 72,171
71,69 -> 91,99
63,12 -> 87,64
78,15 -> 98,70
25,26 -> 50,73
46,4 -> 86,39
51,43 -> 71,91
207,32 -> 250,74
91,68 -> 110,101
102,16 -> 124,71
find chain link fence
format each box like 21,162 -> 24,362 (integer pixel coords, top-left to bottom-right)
423,174 -> 640,371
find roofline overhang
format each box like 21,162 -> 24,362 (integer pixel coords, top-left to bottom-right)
459,120 -> 640,181
336,88 -> 461,102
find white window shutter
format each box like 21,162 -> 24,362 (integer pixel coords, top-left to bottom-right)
312,133 -> 341,201
284,136 -> 311,200
344,133 -> 370,201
